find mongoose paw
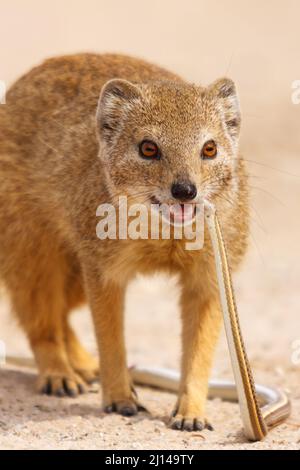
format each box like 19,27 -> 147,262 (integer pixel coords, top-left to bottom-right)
37,371 -> 88,398
74,365 -> 99,384
169,413 -> 214,432
104,398 -> 147,417
66,339 -> 100,384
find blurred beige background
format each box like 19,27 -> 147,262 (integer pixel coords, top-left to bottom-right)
1,0 -> 300,151
0,0 -> 300,449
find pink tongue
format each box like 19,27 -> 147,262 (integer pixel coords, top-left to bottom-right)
170,204 -> 193,223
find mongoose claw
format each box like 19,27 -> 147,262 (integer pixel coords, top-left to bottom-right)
37,372 -> 88,398
104,399 -> 148,416
169,414 -> 214,432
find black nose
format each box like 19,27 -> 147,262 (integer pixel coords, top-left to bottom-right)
171,181 -> 197,201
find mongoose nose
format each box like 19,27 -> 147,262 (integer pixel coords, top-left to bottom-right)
171,181 -> 197,201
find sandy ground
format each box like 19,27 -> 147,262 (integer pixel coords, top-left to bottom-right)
1,0 -> 300,452
0,147 -> 300,450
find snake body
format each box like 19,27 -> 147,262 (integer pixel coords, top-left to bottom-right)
205,203 -> 267,440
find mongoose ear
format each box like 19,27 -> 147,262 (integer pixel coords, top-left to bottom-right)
210,78 -> 241,139
97,79 -> 141,143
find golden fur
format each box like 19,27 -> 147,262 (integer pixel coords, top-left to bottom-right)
0,54 -> 249,431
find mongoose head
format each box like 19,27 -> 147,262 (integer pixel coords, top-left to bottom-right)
96,77 -> 241,220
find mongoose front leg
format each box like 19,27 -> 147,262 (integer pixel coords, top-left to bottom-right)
87,279 -> 145,416
170,286 -> 222,431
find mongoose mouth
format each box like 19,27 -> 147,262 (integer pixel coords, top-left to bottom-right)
150,196 -> 197,225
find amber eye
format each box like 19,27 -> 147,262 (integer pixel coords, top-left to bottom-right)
201,140 -> 217,159
139,140 -> 160,160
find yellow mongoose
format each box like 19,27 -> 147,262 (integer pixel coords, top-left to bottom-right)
0,54 -> 248,431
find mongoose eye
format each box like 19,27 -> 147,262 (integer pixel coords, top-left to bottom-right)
139,140 -> 160,160
201,140 -> 217,159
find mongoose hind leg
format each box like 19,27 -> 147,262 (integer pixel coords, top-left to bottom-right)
64,321 -> 99,384
34,338 -> 88,398
62,270 -> 99,384
4,243 -> 87,397
10,287 -> 88,398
